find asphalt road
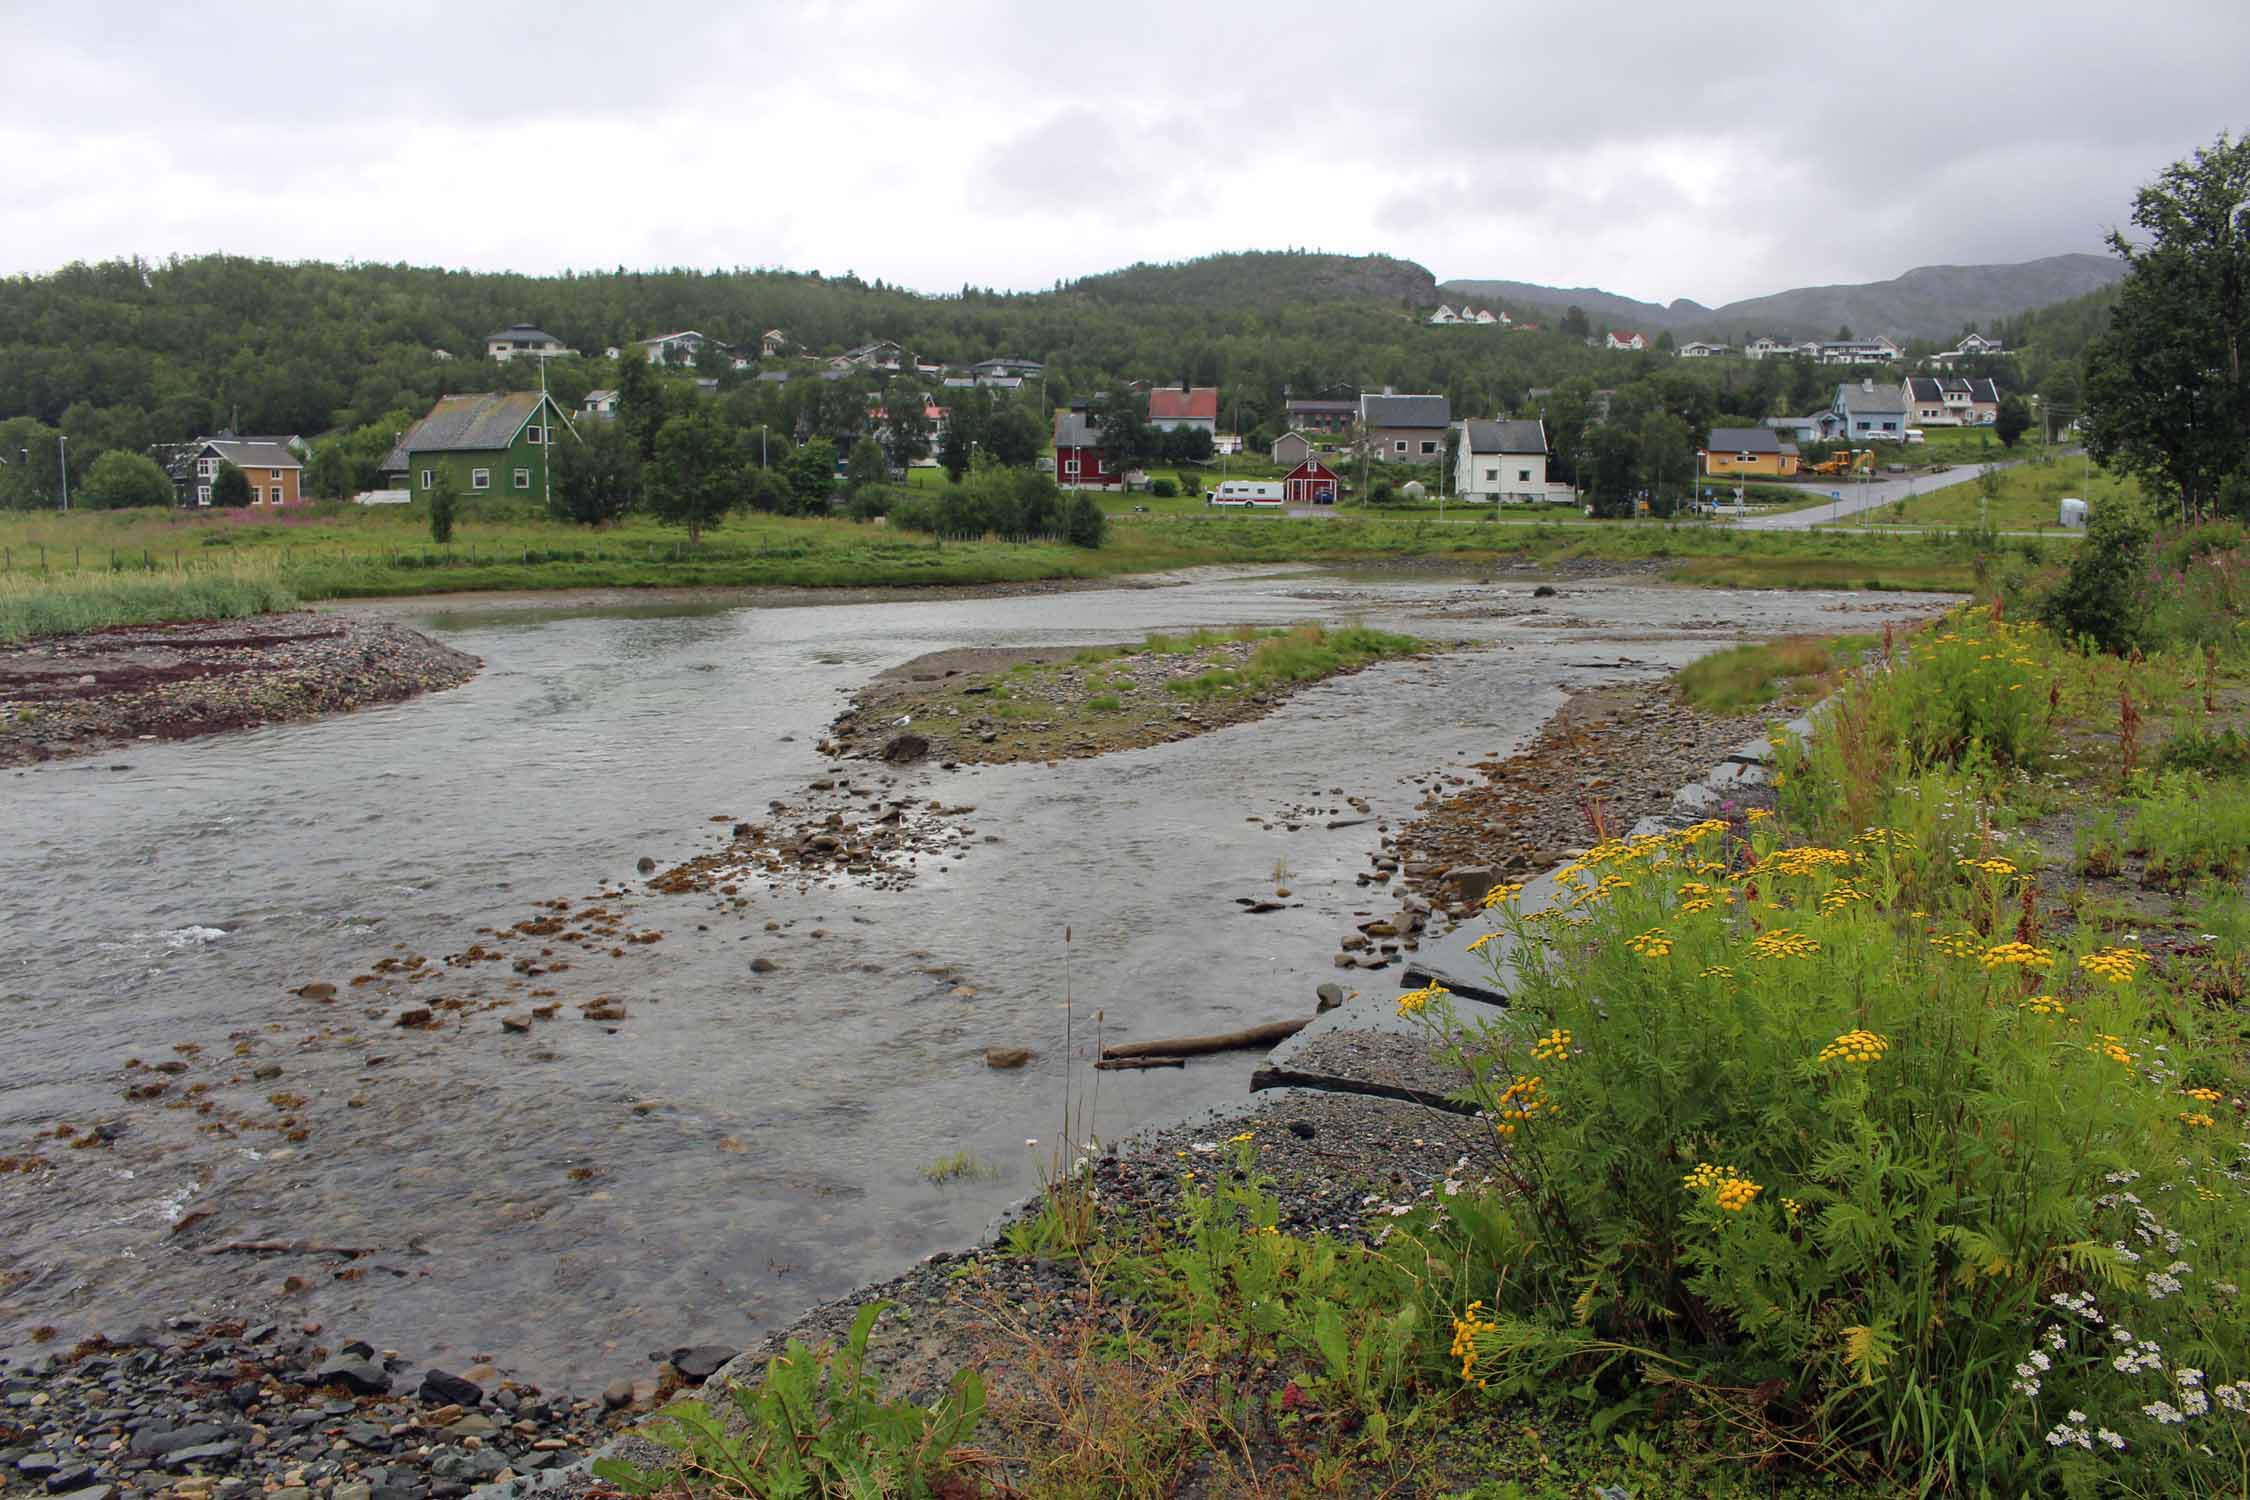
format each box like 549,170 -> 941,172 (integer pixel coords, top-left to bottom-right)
1730,463 -> 1993,530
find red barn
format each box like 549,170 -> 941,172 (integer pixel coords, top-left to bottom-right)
1282,458 -> 1340,505
1053,407 -> 1121,488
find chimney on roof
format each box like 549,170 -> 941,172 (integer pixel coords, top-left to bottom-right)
1862,378 -> 1874,392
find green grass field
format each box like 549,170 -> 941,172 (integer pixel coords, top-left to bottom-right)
1839,454 -> 2143,532
0,495 -> 2021,642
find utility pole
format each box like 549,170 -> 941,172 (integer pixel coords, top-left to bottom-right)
58,434 -> 68,512
539,357 -> 552,516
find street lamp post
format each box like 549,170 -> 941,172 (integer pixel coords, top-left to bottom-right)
58,435 -> 68,512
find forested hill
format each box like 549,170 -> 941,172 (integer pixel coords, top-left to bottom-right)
0,248 -> 2105,488
1441,253 -> 2125,342
1064,251 -> 1438,308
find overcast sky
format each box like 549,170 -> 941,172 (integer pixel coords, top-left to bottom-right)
2,1 -> 2242,305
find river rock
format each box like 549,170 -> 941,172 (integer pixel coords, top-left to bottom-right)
984,1047 -> 1032,1069
292,982 -> 336,1001
315,1355 -> 392,1395
666,1345 -> 737,1383
1315,982 -> 1346,1013
635,856 -> 656,873
394,1007 -> 434,1029
601,1378 -> 635,1410
418,1369 -> 483,1407
749,956 -> 779,973
879,733 -> 929,763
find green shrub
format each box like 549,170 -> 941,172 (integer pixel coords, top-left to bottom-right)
1150,477 -> 1178,498
1408,816 -> 2246,1493
2124,770 -> 2250,885
594,1303 -> 984,1499
2157,725 -> 2250,776
2041,496 -> 2151,651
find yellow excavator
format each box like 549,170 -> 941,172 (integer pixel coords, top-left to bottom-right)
1805,448 -> 1876,477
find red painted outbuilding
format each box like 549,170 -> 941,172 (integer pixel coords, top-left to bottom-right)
1282,458 -> 1340,505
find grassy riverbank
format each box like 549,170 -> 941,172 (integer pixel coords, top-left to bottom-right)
830,623 -> 1428,765
0,502 -> 2027,641
602,525 -> 2250,1496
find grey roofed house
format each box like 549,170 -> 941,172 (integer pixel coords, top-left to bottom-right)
380,390 -> 566,472
1359,393 -> 1451,428
1052,408 -> 1103,447
1833,380 -> 1907,417
199,436 -> 302,470
1707,426 -> 1786,454
1461,418 -> 1546,454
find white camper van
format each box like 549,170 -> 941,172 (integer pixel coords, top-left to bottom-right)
1206,480 -> 1285,507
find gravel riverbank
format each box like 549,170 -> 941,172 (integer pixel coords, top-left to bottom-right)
0,615 -> 479,769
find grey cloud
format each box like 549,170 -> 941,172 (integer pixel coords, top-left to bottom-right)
0,0 -> 2242,301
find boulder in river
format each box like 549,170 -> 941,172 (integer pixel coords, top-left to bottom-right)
666,1345 -> 737,1383
315,1354 -> 392,1395
984,1046 -> 1033,1070
418,1368 -> 484,1406
880,732 -> 930,763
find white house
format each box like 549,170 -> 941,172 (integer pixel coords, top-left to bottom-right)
1605,330 -> 1650,351
1427,304 -> 1461,326
635,330 -> 718,366
582,388 -> 620,418
485,324 -> 573,363
1455,418 -> 1567,504
1679,340 -> 1728,358
1927,332 -> 2006,366
1743,336 -> 1790,360
1816,335 -> 1903,365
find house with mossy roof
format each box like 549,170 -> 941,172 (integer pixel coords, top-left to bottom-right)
382,391 -> 577,502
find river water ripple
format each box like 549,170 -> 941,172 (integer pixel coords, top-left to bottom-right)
0,568 -> 1947,1386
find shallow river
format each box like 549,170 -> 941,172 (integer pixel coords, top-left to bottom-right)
0,567 -> 1947,1388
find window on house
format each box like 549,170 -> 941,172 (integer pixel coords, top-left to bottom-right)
1392,440 -> 1406,454
525,426 -> 543,446
1420,441 -> 1438,455
1517,468 -> 1530,483
1065,459 -> 1079,476
1483,468 -> 1498,482
270,470 -> 281,481
471,468 -> 491,491
196,485 -> 211,506
420,469 -> 434,490
269,486 -> 283,504
514,468 -> 531,489
196,458 -> 215,478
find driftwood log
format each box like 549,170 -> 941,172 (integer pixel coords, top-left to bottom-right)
1101,1018 -> 1309,1061
1094,1055 -> 1187,1071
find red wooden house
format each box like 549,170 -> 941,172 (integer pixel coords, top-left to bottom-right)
1282,458 -> 1340,505
1053,407 -> 1121,488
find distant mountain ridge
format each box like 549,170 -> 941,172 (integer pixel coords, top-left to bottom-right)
1439,253 -> 2124,342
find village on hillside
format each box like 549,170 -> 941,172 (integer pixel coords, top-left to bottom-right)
121,307 -> 2032,524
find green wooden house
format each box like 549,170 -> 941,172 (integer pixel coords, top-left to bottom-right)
383,390 -> 576,502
